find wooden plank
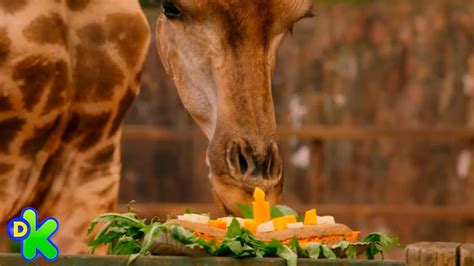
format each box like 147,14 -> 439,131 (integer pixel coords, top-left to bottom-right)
461,244 -> 474,266
122,125 -> 203,142
406,242 -> 459,266
278,127 -> 474,141
118,203 -> 474,222
406,242 -> 427,266
0,254 -> 405,266
464,139 -> 474,241
467,84 -> 474,246
122,125 -> 474,142
307,140 -> 324,202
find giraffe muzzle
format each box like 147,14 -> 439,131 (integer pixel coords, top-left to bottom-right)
226,138 -> 282,181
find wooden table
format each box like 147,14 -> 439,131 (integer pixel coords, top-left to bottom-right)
2,241 -> 473,265
0,254 -> 404,266
406,242 -> 474,266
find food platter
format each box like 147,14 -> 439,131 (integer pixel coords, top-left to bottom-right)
88,187 -> 403,265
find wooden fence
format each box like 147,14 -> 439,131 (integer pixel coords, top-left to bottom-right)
121,125 -> 474,224
120,0 -> 474,252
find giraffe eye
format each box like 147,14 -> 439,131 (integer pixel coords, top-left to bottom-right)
162,0 -> 181,19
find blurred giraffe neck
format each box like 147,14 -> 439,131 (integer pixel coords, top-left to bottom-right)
0,0 -> 150,254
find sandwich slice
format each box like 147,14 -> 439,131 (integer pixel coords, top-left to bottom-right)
165,218 -> 360,247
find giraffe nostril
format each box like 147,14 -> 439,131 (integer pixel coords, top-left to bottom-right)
267,142 -> 282,179
226,138 -> 281,179
226,138 -> 253,177
238,152 -> 248,174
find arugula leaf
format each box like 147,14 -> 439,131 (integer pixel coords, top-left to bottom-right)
270,205 -> 299,219
288,237 -> 308,257
321,245 -> 337,259
170,225 -> 194,241
304,243 -> 321,259
169,224 -> 216,254
238,204 -> 253,219
255,249 -> 265,258
346,245 -> 358,259
303,243 -> 337,259
128,253 -> 141,265
363,233 -> 405,260
226,219 -> 242,238
227,241 -> 244,254
140,223 -> 163,255
332,241 -> 350,250
88,212 -> 146,257
276,245 -> 298,266
363,233 -> 404,260
111,235 -> 141,255
238,204 -> 301,220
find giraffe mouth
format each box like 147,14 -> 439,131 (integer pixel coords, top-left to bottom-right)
214,194 -> 235,216
209,172 -> 284,217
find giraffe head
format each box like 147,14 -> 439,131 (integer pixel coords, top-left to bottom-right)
156,0 -> 313,215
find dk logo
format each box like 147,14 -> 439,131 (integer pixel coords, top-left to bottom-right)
7,208 -> 59,261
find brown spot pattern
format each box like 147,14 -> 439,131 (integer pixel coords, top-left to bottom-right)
66,0 -> 90,11
0,163 -> 13,174
106,13 -> 149,68
108,88 -> 136,137
0,118 -> 25,153
78,166 -> 97,182
13,56 -> 56,111
30,155 -> 60,210
16,168 -> 30,191
217,6 -> 244,50
0,179 -> 7,199
77,23 -> 106,46
62,112 -> 111,151
212,1 -> 274,50
0,27 -> 10,65
23,13 -> 67,47
95,180 -> 116,196
73,44 -> 124,102
134,71 -> 143,85
79,113 -> 111,151
78,165 -> 109,185
0,0 -> 28,14
21,117 -> 60,159
43,60 -> 69,114
87,144 -> 115,165
0,96 -> 13,112
62,112 -> 81,142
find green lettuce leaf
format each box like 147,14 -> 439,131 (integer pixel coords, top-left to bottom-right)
277,245 -> 298,266
321,245 -> 337,259
226,219 -> 242,238
270,205 -> 299,219
238,204 -> 301,221
238,204 -> 254,219
363,233 -> 405,259
346,245 -> 358,259
304,243 -> 321,259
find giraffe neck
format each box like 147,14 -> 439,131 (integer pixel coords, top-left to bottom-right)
0,0 -> 149,231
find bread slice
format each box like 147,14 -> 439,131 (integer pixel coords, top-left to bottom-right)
258,223 -> 359,246
166,219 -> 359,246
166,219 -> 226,239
